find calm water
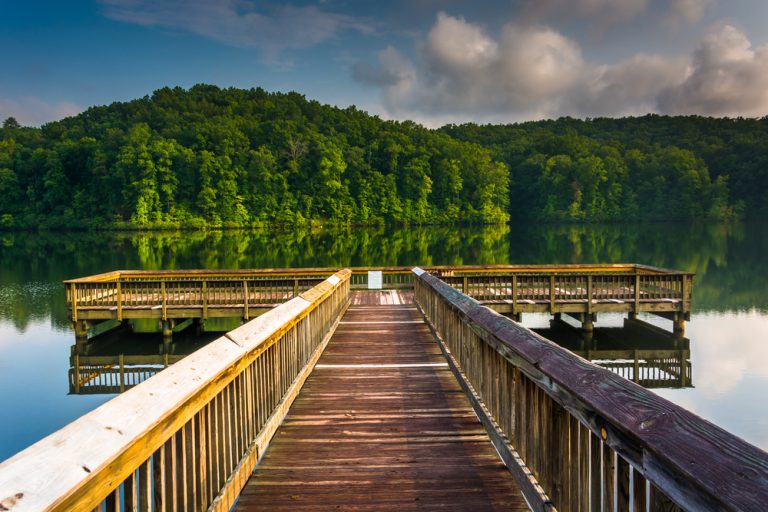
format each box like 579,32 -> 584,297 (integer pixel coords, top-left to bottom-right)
1,222 -> 767,461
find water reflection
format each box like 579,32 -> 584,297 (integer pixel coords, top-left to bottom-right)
1,222 -> 765,335
68,315 -> 692,395
2,221 -> 768,457
67,321 -> 225,394
533,319 -> 692,389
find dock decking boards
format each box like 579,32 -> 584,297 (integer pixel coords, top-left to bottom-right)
234,293 -> 529,511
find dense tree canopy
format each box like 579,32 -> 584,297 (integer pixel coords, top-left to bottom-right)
0,85 -> 763,229
443,115 -> 768,221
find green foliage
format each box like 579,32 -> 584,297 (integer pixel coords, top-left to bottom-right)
444,115 -> 765,221
0,86 -> 761,229
0,85 -> 510,228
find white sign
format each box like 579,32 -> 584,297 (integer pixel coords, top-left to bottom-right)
368,270 -> 383,289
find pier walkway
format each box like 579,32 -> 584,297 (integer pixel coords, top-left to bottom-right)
235,297 -> 527,511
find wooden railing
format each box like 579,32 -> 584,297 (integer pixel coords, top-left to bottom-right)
69,354 -> 185,394
65,264 -> 693,323
413,268 -> 768,511
441,271 -> 691,313
0,269 -> 351,512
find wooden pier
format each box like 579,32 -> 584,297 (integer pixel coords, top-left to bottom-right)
235,300 -> 528,511
1,266 -> 766,512
64,264 -> 694,349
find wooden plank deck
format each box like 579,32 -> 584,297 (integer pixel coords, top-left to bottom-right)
234,293 -> 529,511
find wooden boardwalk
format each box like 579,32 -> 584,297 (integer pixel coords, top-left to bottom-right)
234,293 -> 528,511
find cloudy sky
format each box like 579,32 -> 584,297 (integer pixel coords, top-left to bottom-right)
3,0 -> 768,126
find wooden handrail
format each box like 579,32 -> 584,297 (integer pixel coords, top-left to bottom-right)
63,264 -> 692,283
413,268 -> 768,511
0,269 -> 352,512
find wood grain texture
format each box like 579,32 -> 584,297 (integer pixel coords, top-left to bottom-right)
235,301 -> 528,512
414,270 -> 768,512
0,271 -> 351,512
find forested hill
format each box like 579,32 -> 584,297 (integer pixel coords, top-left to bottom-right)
442,116 -> 768,222
0,85 -> 764,229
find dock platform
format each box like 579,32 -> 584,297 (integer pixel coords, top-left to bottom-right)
235,295 -> 527,511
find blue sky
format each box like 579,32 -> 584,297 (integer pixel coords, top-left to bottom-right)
2,0 -> 768,126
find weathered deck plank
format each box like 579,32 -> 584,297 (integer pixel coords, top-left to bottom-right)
234,295 -> 528,511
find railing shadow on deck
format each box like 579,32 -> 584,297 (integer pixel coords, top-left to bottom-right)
0,269 -> 351,512
413,268 -> 768,512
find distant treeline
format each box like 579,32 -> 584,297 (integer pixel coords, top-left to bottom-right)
0,85 -> 764,229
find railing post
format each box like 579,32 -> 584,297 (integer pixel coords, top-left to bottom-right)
681,274 -> 691,317
73,353 -> 81,394
550,275 -> 556,313
634,273 -> 640,319
70,283 -> 78,322
512,275 -> 517,316
243,280 -> 249,320
119,354 -> 126,393
161,281 -> 167,321
117,281 -> 123,322
202,280 -> 208,320
587,275 -> 593,314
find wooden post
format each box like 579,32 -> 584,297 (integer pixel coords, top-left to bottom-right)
679,349 -> 688,388
633,350 -> 640,384
162,320 -> 174,353
74,320 -> 89,354
633,273 -> 640,319
673,312 -> 685,336
70,283 -> 78,322
634,470 -> 648,512
682,274 -> 691,316
116,282 -> 123,322
202,281 -> 208,320
603,444 -> 615,512
550,275 -> 556,313
161,281 -> 167,321
586,275 -> 593,314
73,353 -> 81,394
511,274 -> 517,317
617,456 -> 630,512
293,279 -> 299,297
119,354 -> 126,393
462,276 -> 468,294
243,280 -> 249,320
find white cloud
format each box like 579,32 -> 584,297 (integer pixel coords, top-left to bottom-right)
356,13 -> 587,119
0,97 -> 82,127
658,24 -> 768,117
686,311 -> 768,397
664,0 -> 715,27
424,12 -> 499,74
355,13 -> 768,123
574,54 -> 687,116
353,46 -> 418,110
99,0 -> 372,61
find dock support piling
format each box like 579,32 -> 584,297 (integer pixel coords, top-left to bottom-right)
161,319 -> 175,353
673,312 -> 685,337
73,320 -> 89,354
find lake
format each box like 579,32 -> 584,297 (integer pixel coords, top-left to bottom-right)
1,222 -> 767,462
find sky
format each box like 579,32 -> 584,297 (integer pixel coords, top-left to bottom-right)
2,0 -> 768,127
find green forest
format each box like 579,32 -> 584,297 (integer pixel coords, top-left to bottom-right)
0,84 -> 765,229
